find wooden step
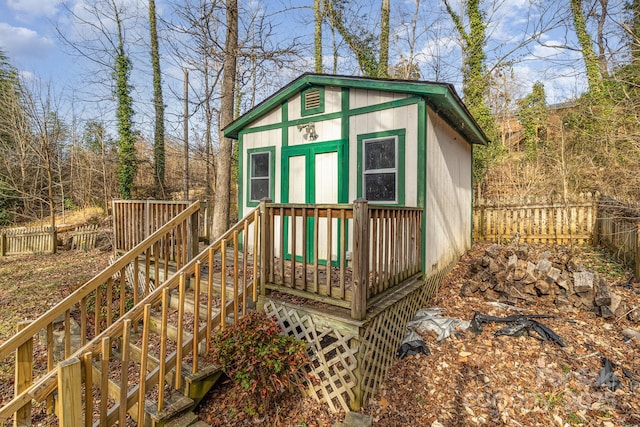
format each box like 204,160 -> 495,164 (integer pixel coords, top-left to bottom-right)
144,392 -> 195,427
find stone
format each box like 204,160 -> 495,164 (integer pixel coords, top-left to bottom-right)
573,271 -> 594,294
513,267 -> 526,281
485,244 -> 503,258
535,279 -> 551,295
594,282 -> 612,307
546,267 -> 561,284
535,259 -> 553,276
507,254 -> 518,271
600,292 -> 622,319
488,259 -> 500,274
556,272 -> 571,291
460,281 -> 479,297
515,244 -> 530,260
555,296 -> 574,313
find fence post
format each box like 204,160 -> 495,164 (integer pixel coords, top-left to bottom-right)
14,320 -> 33,426
592,196 -> 601,246
57,357 -> 82,427
51,226 -> 57,254
258,199 -> 272,301
636,220 -> 640,280
352,199 -> 369,321
0,232 -> 5,256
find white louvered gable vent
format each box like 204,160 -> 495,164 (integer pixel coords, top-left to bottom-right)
304,89 -> 321,110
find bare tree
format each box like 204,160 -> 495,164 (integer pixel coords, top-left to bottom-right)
211,0 -> 238,239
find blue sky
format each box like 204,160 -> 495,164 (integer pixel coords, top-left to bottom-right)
0,0 -> 594,136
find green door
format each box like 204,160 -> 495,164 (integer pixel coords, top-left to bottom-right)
282,141 -> 346,263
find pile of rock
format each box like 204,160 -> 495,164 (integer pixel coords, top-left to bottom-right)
461,243 -> 633,320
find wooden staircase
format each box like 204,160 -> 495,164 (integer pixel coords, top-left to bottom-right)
0,203 -> 261,426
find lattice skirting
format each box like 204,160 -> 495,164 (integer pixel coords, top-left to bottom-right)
263,261 -> 455,413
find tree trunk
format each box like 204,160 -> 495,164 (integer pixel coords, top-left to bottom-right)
149,0 -> 166,198
379,0 -> 390,78
315,0 -> 323,73
183,67 -> 189,200
212,0 -> 238,239
570,0 -> 603,95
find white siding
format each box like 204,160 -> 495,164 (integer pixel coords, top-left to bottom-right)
248,106 -> 281,128
424,110 -> 472,273
347,103 -> 418,207
288,86 -> 342,121
288,118 -> 342,145
349,89 -> 409,109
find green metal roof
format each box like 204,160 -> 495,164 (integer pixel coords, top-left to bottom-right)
223,73 -> 489,145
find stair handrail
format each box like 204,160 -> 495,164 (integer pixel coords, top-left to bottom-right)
0,200 -> 200,361
0,205 -> 260,424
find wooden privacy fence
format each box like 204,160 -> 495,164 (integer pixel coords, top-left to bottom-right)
594,196 -> 640,278
112,199 -> 192,253
473,192 -> 597,245
0,226 -> 56,256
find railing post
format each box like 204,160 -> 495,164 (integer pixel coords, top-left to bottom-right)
202,199 -> 209,242
57,357 -> 82,427
259,198 -> 272,300
14,320 -> 32,427
189,207 -> 199,262
111,199 -> 117,256
352,199 -> 369,321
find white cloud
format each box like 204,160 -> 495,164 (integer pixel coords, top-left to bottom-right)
0,22 -> 55,60
7,0 -> 61,18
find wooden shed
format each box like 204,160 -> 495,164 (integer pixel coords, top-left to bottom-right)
225,73 -> 488,274
223,73 -> 488,412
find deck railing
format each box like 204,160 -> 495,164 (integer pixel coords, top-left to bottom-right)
259,200 -> 422,320
0,201 -> 200,425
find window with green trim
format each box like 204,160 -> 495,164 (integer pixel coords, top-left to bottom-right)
357,129 -> 405,205
362,136 -> 399,203
248,150 -> 272,203
301,86 -> 324,116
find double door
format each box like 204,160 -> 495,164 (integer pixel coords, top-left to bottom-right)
282,141 -> 346,264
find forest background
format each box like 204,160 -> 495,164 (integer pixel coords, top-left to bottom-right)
0,0 -> 638,236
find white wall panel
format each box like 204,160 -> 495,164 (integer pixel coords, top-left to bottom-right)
424,110 -> 472,273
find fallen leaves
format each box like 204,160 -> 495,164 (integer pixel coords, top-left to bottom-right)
363,243 -> 640,426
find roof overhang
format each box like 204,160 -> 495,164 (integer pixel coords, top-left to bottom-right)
224,73 -> 489,146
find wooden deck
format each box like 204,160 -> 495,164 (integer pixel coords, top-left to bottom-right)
0,199 -> 429,424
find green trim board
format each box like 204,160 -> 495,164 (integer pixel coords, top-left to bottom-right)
237,133 -> 244,220
356,129 -> 406,206
224,73 -> 489,146
236,96 -> 420,136
246,146 -> 276,207
281,140 -> 347,264
301,86 -> 325,116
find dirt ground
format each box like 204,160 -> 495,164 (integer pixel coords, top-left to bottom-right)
362,243 -> 640,427
1,243 -> 639,426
